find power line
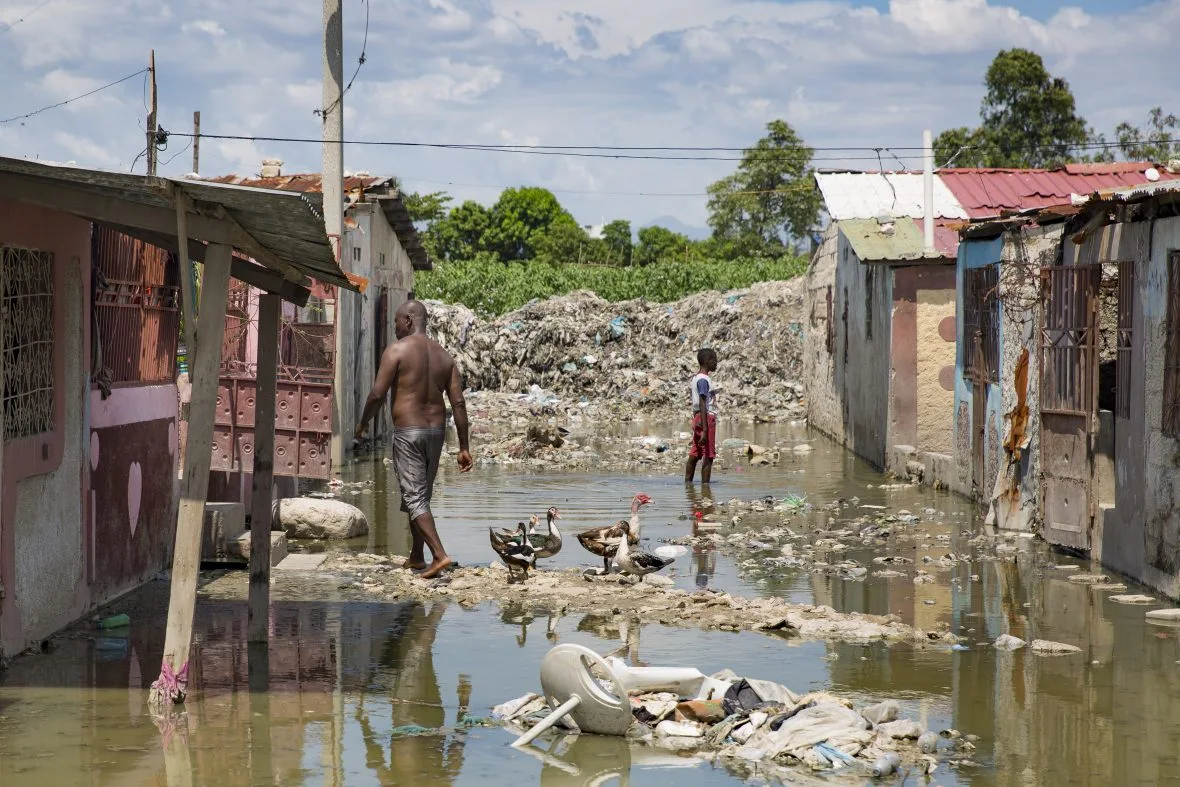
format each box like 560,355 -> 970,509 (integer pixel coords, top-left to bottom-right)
0,67 -> 150,125
316,0 -> 369,118
166,130 -> 1180,162
0,0 -> 54,36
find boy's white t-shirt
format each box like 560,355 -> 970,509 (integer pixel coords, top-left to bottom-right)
690,372 -> 717,415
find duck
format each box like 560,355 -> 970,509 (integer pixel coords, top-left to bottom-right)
525,506 -> 562,559
489,522 -> 537,582
614,522 -> 674,582
575,493 -> 652,574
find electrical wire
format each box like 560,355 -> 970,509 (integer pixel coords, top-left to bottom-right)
160,137 -> 193,167
0,0 -> 54,36
317,0 -> 369,118
165,130 -> 1180,162
0,67 -> 150,125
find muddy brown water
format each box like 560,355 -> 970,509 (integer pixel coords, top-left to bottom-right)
2,420 -> 1179,785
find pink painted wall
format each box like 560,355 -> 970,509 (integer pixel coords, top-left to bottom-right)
0,199 -> 89,656
0,200 -> 182,658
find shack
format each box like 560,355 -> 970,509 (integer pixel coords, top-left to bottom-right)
806,171 -> 963,472
949,164 -> 1180,534
0,156 -> 357,662
1049,180 -> 1180,594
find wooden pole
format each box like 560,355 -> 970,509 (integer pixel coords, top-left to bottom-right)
175,193 -> 197,362
151,242 -> 232,706
147,50 -> 158,177
192,111 -> 201,174
248,292 -> 280,643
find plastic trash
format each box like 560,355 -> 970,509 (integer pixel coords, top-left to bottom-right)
872,752 -> 901,777
391,725 -> 434,737
918,730 -> 940,754
97,613 -> 130,630
655,720 -> 703,738
815,742 -> 857,767
95,637 -> 128,651
860,699 -> 899,725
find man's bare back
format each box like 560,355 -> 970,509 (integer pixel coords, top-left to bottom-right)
384,334 -> 458,430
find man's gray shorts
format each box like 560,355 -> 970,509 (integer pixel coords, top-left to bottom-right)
390,426 -> 445,520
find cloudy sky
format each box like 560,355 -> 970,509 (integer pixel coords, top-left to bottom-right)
0,0 -> 1174,232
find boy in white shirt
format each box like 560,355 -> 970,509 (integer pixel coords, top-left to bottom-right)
685,348 -> 718,483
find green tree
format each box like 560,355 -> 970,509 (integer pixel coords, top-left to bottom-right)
933,49 -> 1089,168
401,190 -> 451,225
484,187 -> 578,262
705,119 -> 821,257
634,225 -> 692,267
428,200 -> 493,262
534,222 -> 591,264
1115,107 -> 1180,162
601,219 -> 633,266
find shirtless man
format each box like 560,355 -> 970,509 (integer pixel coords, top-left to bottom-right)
355,300 -> 472,579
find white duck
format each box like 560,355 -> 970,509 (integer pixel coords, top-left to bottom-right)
614,521 -> 674,582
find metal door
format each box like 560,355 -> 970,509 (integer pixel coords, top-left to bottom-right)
1040,264 -> 1100,551
972,382 -> 986,498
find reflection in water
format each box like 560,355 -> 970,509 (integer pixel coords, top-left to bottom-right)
686,483 -> 719,590
9,422 -> 1180,785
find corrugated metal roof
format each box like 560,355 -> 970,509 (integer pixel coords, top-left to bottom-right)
0,155 -> 355,291
1106,179 -> 1180,201
815,172 -> 969,221
205,172 -> 431,270
938,163 -> 1180,219
838,217 -> 958,263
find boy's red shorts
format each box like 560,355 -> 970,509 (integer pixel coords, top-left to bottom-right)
689,411 -> 716,460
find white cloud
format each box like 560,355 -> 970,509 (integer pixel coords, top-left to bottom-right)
0,0 -> 1176,230
182,19 -> 227,37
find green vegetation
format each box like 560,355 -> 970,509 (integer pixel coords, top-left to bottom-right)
396,119 -> 819,314
416,255 -> 806,316
934,48 -> 1180,167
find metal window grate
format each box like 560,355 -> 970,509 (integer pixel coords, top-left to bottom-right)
2,245 -> 54,440
92,227 -> 180,384
1116,260 -> 1135,421
963,265 -> 1000,383
1041,265 -> 1100,416
1164,252 -> 1180,436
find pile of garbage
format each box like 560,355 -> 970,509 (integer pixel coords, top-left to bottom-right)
425,279 -> 807,422
496,669 -> 975,778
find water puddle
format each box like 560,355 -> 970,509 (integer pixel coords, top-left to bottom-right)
2,422 -> 1179,784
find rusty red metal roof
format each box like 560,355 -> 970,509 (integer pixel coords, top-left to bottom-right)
938,163 -> 1180,219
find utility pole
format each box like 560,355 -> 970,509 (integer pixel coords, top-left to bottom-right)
192,110 -> 201,174
922,129 -> 934,255
323,0 -> 346,468
146,50 -> 158,176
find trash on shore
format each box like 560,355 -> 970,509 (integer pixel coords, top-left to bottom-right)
498,644 -> 976,777
425,280 -> 807,425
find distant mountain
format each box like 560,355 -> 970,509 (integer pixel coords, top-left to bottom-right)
640,215 -> 711,241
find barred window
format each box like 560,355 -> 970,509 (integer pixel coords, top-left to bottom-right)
1116,261 -> 1134,421
92,226 -> 179,385
2,244 -> 54,440
963,265 -> 1000,384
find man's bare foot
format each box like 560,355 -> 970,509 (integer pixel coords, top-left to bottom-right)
403,558 -> 427,571
420,556 -> 455,579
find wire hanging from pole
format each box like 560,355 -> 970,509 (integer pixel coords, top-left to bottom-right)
316,0 -> 369,119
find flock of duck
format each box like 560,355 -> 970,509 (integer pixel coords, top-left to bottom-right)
488,493 -> 679,583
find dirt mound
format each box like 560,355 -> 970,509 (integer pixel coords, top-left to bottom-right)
425,279 -> 807,421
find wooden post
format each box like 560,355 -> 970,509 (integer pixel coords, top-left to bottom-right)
175,194 -> 197,361
192,111 -> 201,174
248,292 -> 280,643
147,50 -> 158,177
150,242 -> 232,706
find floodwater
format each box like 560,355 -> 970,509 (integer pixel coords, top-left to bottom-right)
3,420 -> 1180,785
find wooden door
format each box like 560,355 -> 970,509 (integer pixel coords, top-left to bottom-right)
972,382 -> 986,499
1040,265 -> 1100,552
